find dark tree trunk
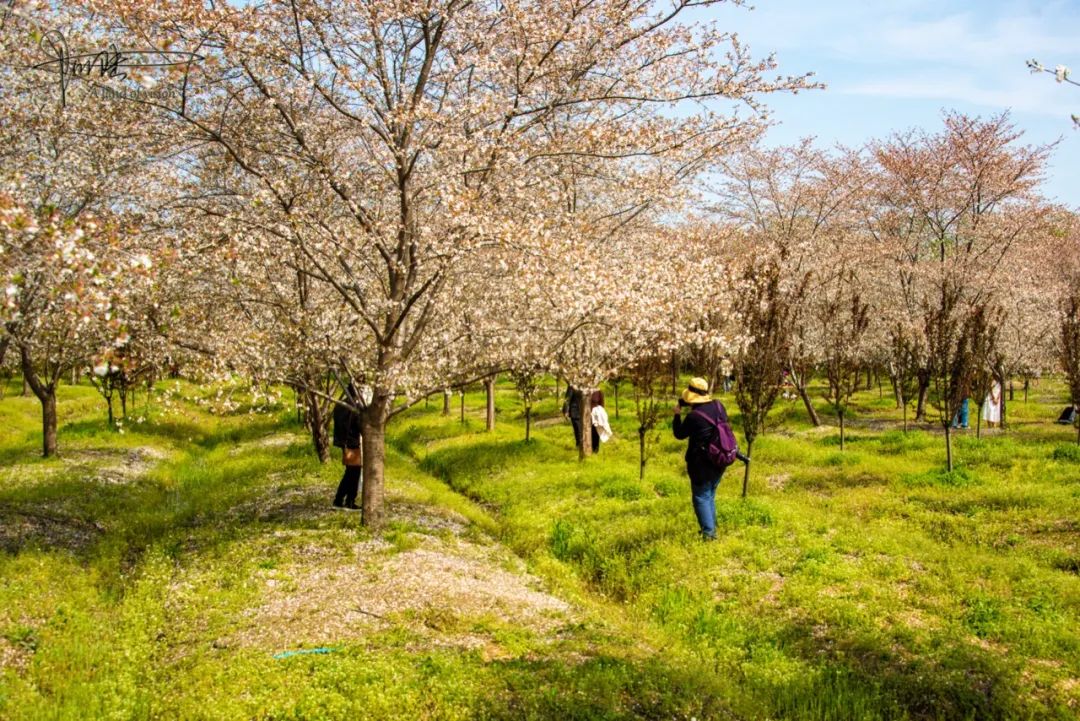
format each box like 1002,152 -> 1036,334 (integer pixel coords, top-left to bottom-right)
670,351 -> 678,395
443,388 -> 451,416
525,405 -> 532,442
891,374 -> 902,409
915,372 -> 930,422
1023,376 -> 1029,403
579,391 -> 593,461
41,391 -> 57,458
485,377 -> 496,431
21,349 -> 58,457
945,423 -> 953,472
797,383 -> 821,427
305,390 -> 330,464
638,427 -> 646,481
741,438 -> 753,498
1008,380 -> 1015,402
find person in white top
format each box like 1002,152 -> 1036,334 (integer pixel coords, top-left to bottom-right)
982,379 -> 1002,428
589,390 -> 613,452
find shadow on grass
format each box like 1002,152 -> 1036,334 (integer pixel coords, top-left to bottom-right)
474,653 -> 742,721
420,438 -> 546,487
0,433 -> 341,578
771,618 -> 1067,720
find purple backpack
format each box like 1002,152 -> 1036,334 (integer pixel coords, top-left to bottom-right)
692,402 -> 739,468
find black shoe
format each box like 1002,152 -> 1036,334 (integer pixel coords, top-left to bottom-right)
343,502 -> 360,511
332,500 -> 345,509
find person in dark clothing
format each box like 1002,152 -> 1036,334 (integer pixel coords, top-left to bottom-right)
672,377 -> 746,540
562,385 -> 586,449
332,385 -> 363,510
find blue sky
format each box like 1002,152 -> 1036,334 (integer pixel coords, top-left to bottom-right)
705,0 -> 1080,204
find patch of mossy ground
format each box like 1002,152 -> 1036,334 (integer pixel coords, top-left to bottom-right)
0,375 -> 1078,719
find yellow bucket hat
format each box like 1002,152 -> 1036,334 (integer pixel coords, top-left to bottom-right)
681,377 -> 713,405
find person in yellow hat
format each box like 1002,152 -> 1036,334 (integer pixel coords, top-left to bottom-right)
672,377 -> 744,540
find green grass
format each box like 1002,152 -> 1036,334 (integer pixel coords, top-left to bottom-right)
1,375 -> 1078,719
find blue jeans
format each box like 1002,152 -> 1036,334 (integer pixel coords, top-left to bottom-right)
691,473 -> 723,540
951,398 -> 969,428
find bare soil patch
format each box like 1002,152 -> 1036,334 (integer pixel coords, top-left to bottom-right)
232,530 -> 573,653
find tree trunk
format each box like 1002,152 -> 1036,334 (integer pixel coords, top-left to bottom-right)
120,388 -> 128,421
311,420 -> 330,463
796,382 -> 821,427
865,367 -> 872,391
1023,376 -> 1029,403
525,405 -> 532,442
670,351 -> 677,395
21,349 -> 58,457
915,373 -> 930,422
741,438 -> 753,498
902,394 -> 908,433
1076,416 -> 1079,447
360,399 -> 389,529
892,375 -> 902,409
976,402 -> 982,439
485,377 -> 495,431
1008,380 -> 1014,402
41,390 -> 58,458
460,389 -> 465,424
579,392 -> 593,461
839,409 -> 845,451
22,375 -> 29,397
107,394 -> 115,428
945,423 -> 953,472
638,427 -> 646,481
442,388 -> 451,416
305,391 -> 330,463
877,371 -> 883,399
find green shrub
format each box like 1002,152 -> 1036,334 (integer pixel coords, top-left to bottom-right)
1051,444 -> 1080,463
902,467 -> 980,488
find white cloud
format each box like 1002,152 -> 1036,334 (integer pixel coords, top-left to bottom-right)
841,71 -> 1076,118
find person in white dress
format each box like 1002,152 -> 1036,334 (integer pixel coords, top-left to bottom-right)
982,379 -> 1002,427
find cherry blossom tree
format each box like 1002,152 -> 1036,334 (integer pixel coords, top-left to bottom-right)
870,112 -> 1053,470
85,0 -> 815,525
710,142 -> 861,429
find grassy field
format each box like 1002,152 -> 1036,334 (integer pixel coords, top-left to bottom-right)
0,374 -> 1078,720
